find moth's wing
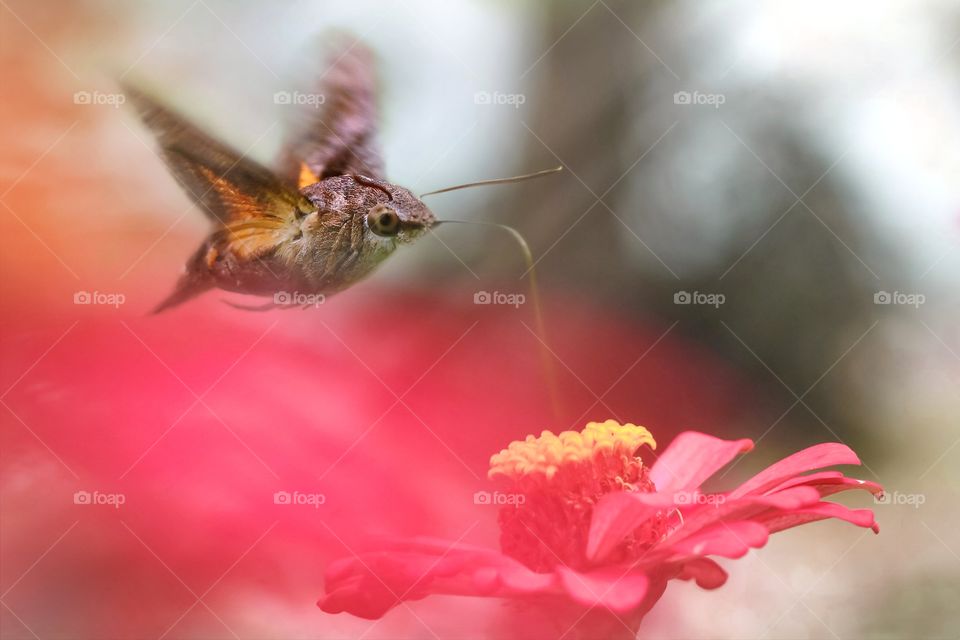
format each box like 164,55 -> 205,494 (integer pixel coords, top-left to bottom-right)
123,83 -> 311,228
125,84 -> 313,314
277,41 -> 385,183
151,219 -> 290,315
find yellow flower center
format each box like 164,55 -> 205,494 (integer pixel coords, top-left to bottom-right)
489,421 -> 661,571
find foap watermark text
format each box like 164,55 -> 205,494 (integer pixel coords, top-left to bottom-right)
474,91 -> 526,109
274,91 -> 325,108
673,90 -> 725,108
874,491 -> 925,509
874,290 -> 925,308
673,491 -> 726,506
674,290 -> 725,308
74,490 -> 125,508
74,90 -> 126,108
274,291 -> 325,307
474,291 -> 525,308
273,490 -> 326,508
473,490 -> 525,506
74,291 -> 125,307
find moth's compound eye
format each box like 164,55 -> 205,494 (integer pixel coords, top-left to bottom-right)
367,204 -> 401,237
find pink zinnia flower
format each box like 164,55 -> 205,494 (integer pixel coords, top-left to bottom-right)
319,421 -> 882,638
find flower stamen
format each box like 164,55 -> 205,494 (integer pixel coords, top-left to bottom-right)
489,420 -> 660,571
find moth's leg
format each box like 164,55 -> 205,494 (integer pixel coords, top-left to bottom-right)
316,214 -> 363,289
339,249 -> 360,271
322,222 -> 351,276
349,209 -> 365,251
318,251 -> 359,294
323,216 -> 363,281
221,299 -> 280,312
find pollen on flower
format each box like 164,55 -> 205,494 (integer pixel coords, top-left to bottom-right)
488,420 -> 657,481
489,421 -> 661,572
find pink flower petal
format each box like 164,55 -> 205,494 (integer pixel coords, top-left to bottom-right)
758,501 -> 880,534
319,541 -> 561,619
495,565 -> 558,594
662,486 -> 822,547
590,486 -> 821,565
675,557 -> 728,589
649,431 -> 754,494
765,471 -> 883,499
587,492 -> 678,562
555,565 -> 651,613
665,520 -> 769,559
320,553 -> 411,619
729,443 -> 863,499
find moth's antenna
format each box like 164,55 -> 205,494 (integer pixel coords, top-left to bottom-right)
420,166 -> 562,198
432,219 -> 562,419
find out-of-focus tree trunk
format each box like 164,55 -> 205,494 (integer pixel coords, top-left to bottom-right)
494,0 -> 899,449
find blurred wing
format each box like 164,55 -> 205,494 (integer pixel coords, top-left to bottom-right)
278,41 -> 385,183
123,83 -> 311,229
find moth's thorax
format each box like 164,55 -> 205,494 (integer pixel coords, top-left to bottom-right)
300,175 -> 435,240
271,175 -> 434,292
301,175 -> 381,215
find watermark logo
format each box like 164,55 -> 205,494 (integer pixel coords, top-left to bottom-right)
673,90 -> 725,109
274,291 -> 325,307
473,291 -> 526,308
273,91 -> 326,108
474,91 -> 526,109
74,291 -> 126,308
273,490 -> 326,508
74,90 -> 126,108
73,490 -> 125,508
473,490 -> 526,506
673,491 -> 726,506
674,290 -> 725,308
873,290 -> 925,309
874,491 -> 925,509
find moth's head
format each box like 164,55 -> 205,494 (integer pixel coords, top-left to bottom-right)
363,183 -> 435,244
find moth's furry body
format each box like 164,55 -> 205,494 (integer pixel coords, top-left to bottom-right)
289,177 -> 432,292
125,42 -> 433,313
174,176 -> 432,308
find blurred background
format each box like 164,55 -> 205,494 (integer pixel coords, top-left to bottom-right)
1,0 -> 958,638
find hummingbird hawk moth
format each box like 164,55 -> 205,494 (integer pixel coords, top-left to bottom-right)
125,42 -> 559,313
